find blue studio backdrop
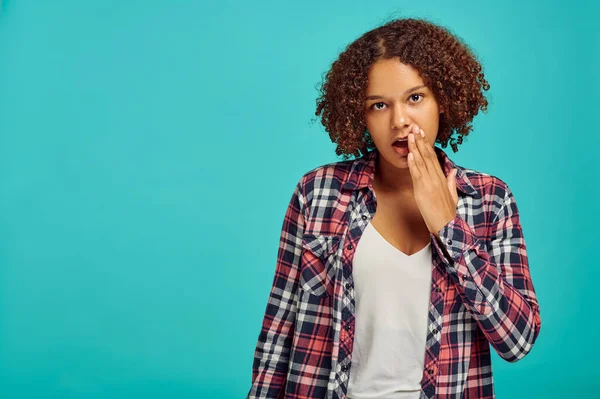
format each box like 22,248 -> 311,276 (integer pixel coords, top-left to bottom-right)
0,1 -> 597,398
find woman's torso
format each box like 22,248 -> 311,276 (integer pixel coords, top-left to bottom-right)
369,186 -> 431,256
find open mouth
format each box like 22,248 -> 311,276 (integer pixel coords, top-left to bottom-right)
392,139 -> 409,156
392,139 -> 408,148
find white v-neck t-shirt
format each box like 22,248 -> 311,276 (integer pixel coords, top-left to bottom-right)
347,221 -> 433,399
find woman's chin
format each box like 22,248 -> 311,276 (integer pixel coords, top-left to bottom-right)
382,152 -> 410,169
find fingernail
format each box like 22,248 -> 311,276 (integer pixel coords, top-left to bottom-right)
409,133 -> 415,143
420,129 -> 425,137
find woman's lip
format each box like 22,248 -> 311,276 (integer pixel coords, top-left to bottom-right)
392,143 -> 409,156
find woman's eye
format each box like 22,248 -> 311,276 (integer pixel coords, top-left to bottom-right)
372,102 -> 386,110
409,94 -> 423,103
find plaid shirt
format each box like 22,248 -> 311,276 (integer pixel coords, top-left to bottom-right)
247,146 -> 542,399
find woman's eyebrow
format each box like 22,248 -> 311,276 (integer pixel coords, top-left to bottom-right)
365,85 -> 427,100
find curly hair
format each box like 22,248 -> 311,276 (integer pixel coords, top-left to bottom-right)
314,18 -> 490,160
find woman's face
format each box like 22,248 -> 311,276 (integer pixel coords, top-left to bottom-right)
364,58 -> 442,169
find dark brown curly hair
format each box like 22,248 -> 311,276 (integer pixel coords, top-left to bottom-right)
314,18 -> 490,160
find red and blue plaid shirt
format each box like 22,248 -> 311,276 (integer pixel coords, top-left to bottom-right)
248,146 -> 542,399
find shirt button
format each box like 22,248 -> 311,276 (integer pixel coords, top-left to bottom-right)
345,283 -> 352,290
428,369 -> 434,375
342,364 -> 350,372
463,274 -> 469,280
347,244 -> 353,250
435,287 -> 442,293
361,215 -> 367,220
432,329 -> 438,334
447,239 -> 452,245
345,323 -> 351,330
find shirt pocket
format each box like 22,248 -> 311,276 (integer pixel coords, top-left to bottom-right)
300,234 -> 341,297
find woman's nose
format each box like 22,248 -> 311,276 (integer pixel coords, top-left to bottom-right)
391,105 -> 409,130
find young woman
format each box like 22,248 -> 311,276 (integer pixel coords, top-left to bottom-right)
247,17 -> 541,399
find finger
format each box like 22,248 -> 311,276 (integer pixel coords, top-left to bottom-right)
413,127 -> 431,172
408,130 -> 427,174
448,169 -> 459,204
408,133 -> 425,173
410,128 -> 432,178
407,150 -> 421,181
418,128 -> 446,181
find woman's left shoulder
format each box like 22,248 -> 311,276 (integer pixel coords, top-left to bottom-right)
459,166 -> 516,203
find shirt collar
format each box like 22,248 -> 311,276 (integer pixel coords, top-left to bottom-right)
341,146 -> 478,196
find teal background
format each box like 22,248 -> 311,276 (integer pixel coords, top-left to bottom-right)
0,0 -> 597,398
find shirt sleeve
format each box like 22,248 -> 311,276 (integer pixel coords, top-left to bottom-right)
247,177 -> 306,398
432,183 -> 542,363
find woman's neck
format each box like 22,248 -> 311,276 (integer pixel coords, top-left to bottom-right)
373,157 -> 414,195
